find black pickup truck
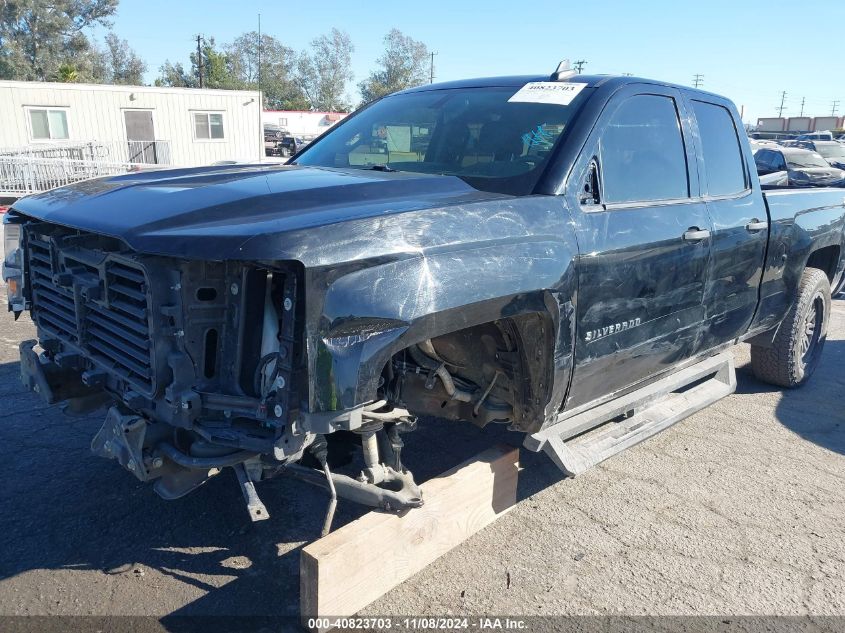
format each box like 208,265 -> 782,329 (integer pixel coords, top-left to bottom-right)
4,71 -> 845,522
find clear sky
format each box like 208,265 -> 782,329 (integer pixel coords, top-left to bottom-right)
93,0 -> 845,124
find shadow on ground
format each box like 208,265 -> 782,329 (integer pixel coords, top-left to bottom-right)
734,339 -> 845,457
0,357 -> 560,627
1,330 -> 843,628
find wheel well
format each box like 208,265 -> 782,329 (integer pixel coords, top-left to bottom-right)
806,245 -> 840,283
383,313 -> 554,432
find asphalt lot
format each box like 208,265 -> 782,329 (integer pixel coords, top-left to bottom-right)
1,225 -> 844,627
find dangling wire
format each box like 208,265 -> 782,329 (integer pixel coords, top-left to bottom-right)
253,352 -> 282,396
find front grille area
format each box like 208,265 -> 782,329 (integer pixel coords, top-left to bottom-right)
26,227 -> 156,393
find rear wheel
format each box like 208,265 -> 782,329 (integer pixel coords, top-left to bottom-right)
750,267 -> 830,387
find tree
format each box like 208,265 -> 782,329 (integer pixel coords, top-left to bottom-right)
157,37 -> 234,89
296,28 -> 354,112
358,29 -> 429,105
58,63 -> 78,82
227,32 -> 308,110
93,33 -> 146,84
190,37 -> 236,89
0,0 -> 118,81
156,61 -> 195,88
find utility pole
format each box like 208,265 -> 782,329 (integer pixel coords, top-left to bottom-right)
776,91 -> 787,117
573,60 -> 587,74
692,73 -> 703,88
832,100 -> 841,116
429,51 -> 438,84
799,97 -> 805,117
196,34 -> 203,88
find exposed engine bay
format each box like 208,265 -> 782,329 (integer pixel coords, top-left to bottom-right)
10,220 -> 529,528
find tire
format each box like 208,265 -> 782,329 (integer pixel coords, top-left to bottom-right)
750,267 -> 830,388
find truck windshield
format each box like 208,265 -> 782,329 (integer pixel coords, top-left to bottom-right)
816,145 -> 845,159
294,85 -> 590,195
787,152 -> 832,169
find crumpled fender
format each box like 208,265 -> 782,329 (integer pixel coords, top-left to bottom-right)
304,197 -> 580,427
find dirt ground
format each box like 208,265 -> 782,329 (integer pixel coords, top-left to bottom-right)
1,236 -> 843,629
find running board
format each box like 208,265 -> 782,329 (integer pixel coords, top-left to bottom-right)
524,352 -> 736,476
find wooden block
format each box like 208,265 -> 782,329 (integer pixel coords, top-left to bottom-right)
300,444 -> 519,631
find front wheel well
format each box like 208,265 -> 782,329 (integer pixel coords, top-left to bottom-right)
383,313 -> 554,432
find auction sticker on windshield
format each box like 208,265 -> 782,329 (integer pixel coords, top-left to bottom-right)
508,82 -> 588,106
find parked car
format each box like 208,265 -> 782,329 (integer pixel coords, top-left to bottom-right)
263,124 -> 286,142
754,146 -> 845,186
796,140 -> 845,169
265,135 -> 307,158
796,131 -> 835,142
280,135 -> 307,156
5,72 -> 845,524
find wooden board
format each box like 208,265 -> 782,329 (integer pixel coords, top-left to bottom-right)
300,444 -> 519,631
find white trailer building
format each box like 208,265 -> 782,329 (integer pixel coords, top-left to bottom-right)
0,80 -> 261,167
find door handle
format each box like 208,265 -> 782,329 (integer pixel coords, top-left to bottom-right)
746,220 -> 769,231
683,228 -> 710,241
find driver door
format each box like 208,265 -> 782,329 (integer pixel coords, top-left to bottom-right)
563,85 -> 713,410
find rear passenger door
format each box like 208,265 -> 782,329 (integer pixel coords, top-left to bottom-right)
687,98 -> 768,349
564,85 -> 713,410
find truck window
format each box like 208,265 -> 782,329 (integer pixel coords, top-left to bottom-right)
691,100 -> 747,196
599,95 -> 689,204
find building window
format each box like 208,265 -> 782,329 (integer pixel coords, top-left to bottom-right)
193,112 -> 224,140
28,108 -> 69,140
278,118 -> 288,127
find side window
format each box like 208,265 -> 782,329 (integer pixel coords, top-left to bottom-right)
599,94 -> 689,204
774,152 -> 787,171
193,112 -> 225,140
691,100 -> 747,196
28,108 -> 69,141
754,150 -> 767,172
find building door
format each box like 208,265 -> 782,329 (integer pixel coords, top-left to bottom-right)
124,110 -> 157,164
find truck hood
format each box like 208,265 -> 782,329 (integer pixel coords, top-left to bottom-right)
789,167 -> 845,184
11,164 -> 505,260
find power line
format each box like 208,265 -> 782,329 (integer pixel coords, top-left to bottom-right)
776,91 -> 787,117
692,73 -> 703,88
429,51 -> 438,84
573,60 -> 587,74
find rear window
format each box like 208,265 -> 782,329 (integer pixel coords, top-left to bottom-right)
692,100 -> 747,196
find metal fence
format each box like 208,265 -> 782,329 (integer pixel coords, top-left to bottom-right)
0,140 -> 171,197
0,140 -> 171,166
0,155 -> 137,196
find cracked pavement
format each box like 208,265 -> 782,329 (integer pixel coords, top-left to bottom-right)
0,256 -> 843,620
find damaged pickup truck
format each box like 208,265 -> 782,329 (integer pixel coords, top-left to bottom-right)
4,69 -> 845,525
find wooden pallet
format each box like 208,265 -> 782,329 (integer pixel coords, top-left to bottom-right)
300,444 -> 519,632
